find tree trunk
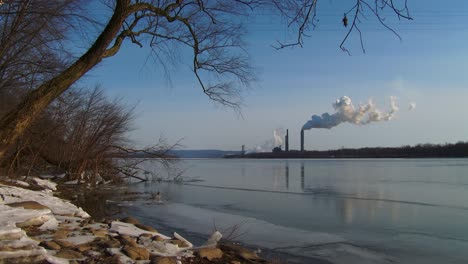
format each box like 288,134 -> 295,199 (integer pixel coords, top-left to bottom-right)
0,0 -> 130,161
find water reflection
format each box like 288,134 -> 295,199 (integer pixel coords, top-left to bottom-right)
254,160 -> 407,226
300,162 -> 305,190
130,159 -> 468,264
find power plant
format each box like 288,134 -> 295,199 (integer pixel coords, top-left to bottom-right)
300,129 -> 304,152
281,128 -> 305,152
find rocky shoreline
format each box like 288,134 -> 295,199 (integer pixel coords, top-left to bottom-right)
0,178 -> 271,264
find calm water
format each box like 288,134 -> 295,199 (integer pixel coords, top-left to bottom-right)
124,159 -> 468,264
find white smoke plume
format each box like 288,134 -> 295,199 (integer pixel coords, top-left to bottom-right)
302,96 -> 399,130
251,128 -> 285,152
408,102 -> 416,110
273,128 -> 285,147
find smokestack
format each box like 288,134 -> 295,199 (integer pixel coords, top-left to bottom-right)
300,129 -> 304,152
285,129 -> 289,152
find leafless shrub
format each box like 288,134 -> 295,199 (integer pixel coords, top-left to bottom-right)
213,219 -> 250,242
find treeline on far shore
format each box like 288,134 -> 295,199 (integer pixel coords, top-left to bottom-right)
231,141 -> 468,159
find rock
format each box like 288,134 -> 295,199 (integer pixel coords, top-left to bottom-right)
6,201 -> 50,210
153,235 -> 165,242
120,216 -> 141,225
122,245 -> 150,260
118,235 -> 138,247
105,254 -> 124,264
75,243 -> 95,252
221,244 -> 260,261
139,233 -> 153,238
55,248 -> 85,259
150,256 -> 177,264
239,250 -> 260,260
0,254 -> 45,264
134,223 -> 158,232
231,261 -> 241,264
39,240 -> 61,250
169,239 -> 189,248
99,238 -> 121,248
91,229 -> 108,238
53,229 -> 72,239
53,239 -> 75,248
196,248 -> 223,261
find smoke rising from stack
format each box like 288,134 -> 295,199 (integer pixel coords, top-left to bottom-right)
302,96 -> 399,130
251,128 -> 286,153
273,128 -> 285,147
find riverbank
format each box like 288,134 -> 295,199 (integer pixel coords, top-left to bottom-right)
0,177 -> 272,264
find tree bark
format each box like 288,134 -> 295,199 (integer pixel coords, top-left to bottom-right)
0,0 -> 130,160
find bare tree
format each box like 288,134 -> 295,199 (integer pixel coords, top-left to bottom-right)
0,0 -> 413,160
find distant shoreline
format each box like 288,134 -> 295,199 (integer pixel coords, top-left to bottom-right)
226,142 -> 468,159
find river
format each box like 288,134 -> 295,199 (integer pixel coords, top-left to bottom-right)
118,158 -> 468,264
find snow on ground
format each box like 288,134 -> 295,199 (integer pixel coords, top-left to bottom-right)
109,221 -> 171,239
0,184 -> 90,218
32,177 -> 57,191
0,181 -> 90,263
0,178 -> 211,263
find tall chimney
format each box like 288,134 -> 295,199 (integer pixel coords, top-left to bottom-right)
285,129 -> 289,152
300,129 -> 304,152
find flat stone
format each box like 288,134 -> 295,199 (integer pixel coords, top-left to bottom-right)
120,216 -> 141,225
197,248 -> 223,261
39,240 -> 61,250
6,201 -> 50,210
122,245 -> 150,260
55,248 -> 85,259
134,223 -> 158,232
150,256 -> 177,264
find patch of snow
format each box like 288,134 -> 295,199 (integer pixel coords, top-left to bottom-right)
61,235 -> 96,245
201,231 -> 222,248
0,204 -> 51,229
109,221 -> 170,239
31,177 -> 57,191
0,185 -> 89,218
39,217 -> 59,231
0,248 -> 47,260
44,255 -> 70,264
174,232 -> 193,248
64,180 -> 78,185
0,239 -> 38,250
12,180 -> 30,187
0,227 -> 25,240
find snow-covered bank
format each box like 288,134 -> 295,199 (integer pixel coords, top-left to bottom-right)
0,177 -> 262,264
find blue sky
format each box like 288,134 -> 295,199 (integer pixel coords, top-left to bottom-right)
82,0 -> 468,151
